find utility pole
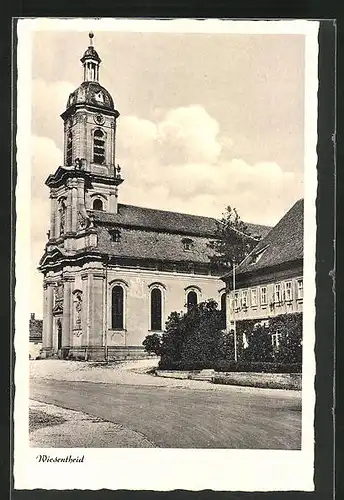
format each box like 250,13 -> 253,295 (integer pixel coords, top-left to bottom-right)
104,256 -> 108,362
233,259 -> 237,362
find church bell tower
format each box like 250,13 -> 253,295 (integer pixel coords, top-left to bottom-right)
45,32 -> 123,245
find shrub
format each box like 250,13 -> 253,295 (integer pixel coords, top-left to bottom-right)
142,333 -> 162,356
270,313 -> 303,363
241,325 -> 274,362
236,313 -> 303,364
158,358 -> 214,371
150,299 -> 232,369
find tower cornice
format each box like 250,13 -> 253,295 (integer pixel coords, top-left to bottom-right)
45,166 -> 124,189
61,103 -> 120,121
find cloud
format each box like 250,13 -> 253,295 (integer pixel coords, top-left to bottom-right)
31,135 -> 63,198
117,105 -> 302,225
30,135 -> 63,314
157,105 -> 221,164
32,79 -> 76,149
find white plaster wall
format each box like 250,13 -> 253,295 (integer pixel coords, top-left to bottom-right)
106,267 -> 224,347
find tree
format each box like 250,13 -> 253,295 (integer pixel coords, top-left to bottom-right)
208,206 -> 260,269
241,324 -> 274,362
181,300 -> 229,365
142,300 -> 233,369
270,313 -> 303,363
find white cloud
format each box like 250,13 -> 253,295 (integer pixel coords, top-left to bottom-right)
117,105 -> 302,225
32,79 -> 76,149
157,105 -> 221,164
31,135 -> 63,198
30,135 -> 63,315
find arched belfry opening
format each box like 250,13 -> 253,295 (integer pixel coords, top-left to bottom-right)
93,129 -> 106,164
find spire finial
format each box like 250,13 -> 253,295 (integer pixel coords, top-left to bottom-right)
89,32 -> 94,46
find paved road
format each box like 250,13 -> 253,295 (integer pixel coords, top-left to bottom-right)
30,379 -> 301,449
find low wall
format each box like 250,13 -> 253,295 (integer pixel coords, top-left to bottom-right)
60,346 -> 157,361
213,372 -> 301,390
155,369 -> 302,390
29,342 -> 42,360
155,370 -> 191,380
155,369 -> 215,382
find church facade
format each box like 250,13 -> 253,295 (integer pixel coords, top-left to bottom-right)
38,34 -> 268,361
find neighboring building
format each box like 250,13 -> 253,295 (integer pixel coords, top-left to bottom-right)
222,199 -> 304,337
38,34 -> 269,361
29,313 -> 43,359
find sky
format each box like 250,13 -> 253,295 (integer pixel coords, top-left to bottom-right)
28,25 -> 306,316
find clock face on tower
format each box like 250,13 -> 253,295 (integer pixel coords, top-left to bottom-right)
94,113 -> 105,125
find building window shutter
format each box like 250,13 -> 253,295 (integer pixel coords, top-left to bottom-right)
111,286 -> 124,329
151,288 -> 162,331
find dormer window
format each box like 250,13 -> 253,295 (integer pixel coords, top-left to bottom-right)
93,129 -> 105,165
250,245 -> 268,265
92,198 -> 103,211
182,237 -> 194,251
109,229 -> 121,242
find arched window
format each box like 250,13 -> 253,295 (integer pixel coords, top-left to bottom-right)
187,290 -> 198,311
220,292 -> 227,329
93,198 -> 103,211
150,288 -> 162,331
66,132 -> 73,166
93,129 -> 105,165
111,286 -> 124,329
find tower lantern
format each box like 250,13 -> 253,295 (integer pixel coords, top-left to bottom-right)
80,32 -> 101,82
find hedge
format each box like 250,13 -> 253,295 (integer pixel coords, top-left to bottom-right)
158,358 -> 302,373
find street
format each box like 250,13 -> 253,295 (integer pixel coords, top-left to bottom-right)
30,374 -> 301,449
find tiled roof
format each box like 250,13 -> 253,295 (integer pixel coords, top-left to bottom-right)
96,226 -> 216,265
92,204 -> 270,239
226,199 -> 304,277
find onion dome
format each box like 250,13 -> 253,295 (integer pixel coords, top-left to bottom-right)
66,81 -> 115,111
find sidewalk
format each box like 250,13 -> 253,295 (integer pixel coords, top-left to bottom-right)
29,400 -> 156,448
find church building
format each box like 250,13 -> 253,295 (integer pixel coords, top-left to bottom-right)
38,34 -> 269,361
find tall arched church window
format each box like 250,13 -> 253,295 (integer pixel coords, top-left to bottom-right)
111,286 -> 124,329
93,198 -> 103,211
150,288 -> 162,331
93,129 -> 105,165
187,290 -> 198,311
220,292 -> 227,329
66,132 -> 73,166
